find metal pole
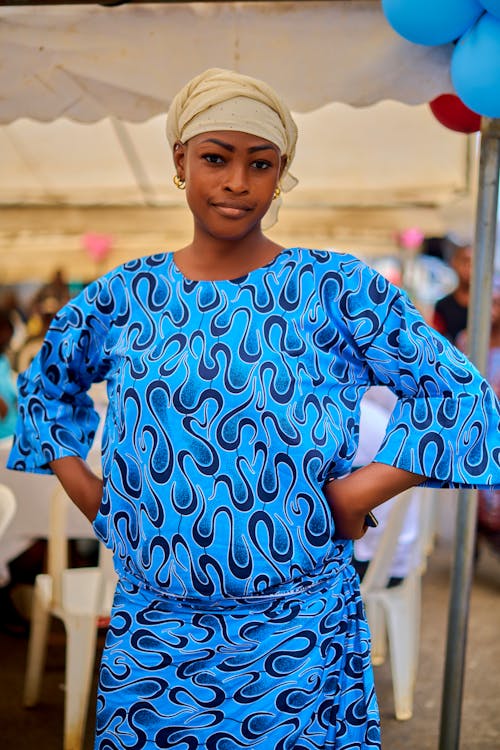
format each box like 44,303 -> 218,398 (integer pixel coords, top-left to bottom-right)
439,118 -> 500,750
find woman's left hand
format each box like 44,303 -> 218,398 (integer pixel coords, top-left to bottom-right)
323,463 -> 424,541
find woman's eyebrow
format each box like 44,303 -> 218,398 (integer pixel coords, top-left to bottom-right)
248,144 -> 278,154
200,138 -> 278,154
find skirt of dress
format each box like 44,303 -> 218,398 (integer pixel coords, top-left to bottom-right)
94,566 -> 380,750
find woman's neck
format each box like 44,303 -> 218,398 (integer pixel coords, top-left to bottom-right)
173,230 -> 284,281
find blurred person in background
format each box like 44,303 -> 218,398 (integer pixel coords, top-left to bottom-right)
16,295 -> 64,373
457,279 -> 500,555
432,241 -> 472,344
29,267 -> 70,319
0,288 -> 27,357
21,268 -> 71,359
0,309 -> 17,440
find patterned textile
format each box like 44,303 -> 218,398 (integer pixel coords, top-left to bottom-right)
96,561 -> 379,749
8,248 -> 500,749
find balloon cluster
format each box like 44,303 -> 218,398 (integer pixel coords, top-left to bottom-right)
382,0 -> 500,119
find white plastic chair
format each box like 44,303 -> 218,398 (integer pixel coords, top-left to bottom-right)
420,485 -> 439,563
23,481 -> 117,750
360,486 -> 431,721
0,483 -> 17,538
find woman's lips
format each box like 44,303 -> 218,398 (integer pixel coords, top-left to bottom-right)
212,202 -> 252,219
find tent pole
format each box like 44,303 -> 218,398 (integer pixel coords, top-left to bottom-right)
439,118 -> 500,750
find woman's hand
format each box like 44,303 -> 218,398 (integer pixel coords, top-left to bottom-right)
324,478 -> 371,539
324,463 -> 424,540
49,456 -> 103,523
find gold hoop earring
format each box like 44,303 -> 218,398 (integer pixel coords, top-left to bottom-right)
173,175 -> 186,190
273,185 -> 281,200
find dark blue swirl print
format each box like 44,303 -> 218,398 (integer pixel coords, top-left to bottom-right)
96,565 -> 379,750
8,247 -> 500,748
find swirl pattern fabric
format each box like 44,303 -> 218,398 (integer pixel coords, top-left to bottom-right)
8,248 -> 500,749
96,564 -> 379,749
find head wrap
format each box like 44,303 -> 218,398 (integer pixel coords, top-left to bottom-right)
166,68 -> 298,227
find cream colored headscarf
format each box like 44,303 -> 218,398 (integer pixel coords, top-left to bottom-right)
166,68 -> 298,227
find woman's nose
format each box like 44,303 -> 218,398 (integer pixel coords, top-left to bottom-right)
224,164 -> 249,193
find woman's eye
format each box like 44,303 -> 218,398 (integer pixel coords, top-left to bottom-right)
252,160 -> 271,170
203,153 -> 224,164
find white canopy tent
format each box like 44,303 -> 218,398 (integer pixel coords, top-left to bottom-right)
1,4 -> 499,748
0,1 -> 477,284
0,2 -> 456,121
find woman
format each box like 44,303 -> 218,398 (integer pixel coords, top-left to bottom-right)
8,69 -> 500,749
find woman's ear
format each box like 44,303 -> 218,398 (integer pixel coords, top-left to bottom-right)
173,141 -> 186,179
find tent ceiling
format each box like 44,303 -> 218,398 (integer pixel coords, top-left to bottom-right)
0,2 -> 454,123
1,1 -> 464,213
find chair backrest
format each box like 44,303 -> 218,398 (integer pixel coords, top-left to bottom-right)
97,544 -> 118,614
47,482 -> 72,607
416,486 -> 439,570
48,480 -> 117,612
0,483 -> 16,538
360,487 -> 416,594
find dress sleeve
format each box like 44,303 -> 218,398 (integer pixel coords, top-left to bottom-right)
7,274 -> 117,474
362,287 -> 500,489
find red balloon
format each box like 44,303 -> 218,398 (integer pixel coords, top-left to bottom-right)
429,94 -> 482,133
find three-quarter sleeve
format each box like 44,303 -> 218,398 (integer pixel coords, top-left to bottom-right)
362,288 -> 500,489
7,275 -> 117,474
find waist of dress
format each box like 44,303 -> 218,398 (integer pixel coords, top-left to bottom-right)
117,553 -> 353,612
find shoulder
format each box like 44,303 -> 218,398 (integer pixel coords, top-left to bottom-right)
291,248 -> 400,306
95,252 -> 169,286
287,247 -> 365,271
81,252 -> 170,301
290,247 -> 389,284
54,253 -> 170,330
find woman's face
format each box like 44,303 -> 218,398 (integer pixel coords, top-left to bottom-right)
173,130 -> 286,241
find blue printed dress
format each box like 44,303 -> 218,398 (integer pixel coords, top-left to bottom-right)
8,249 -> 500,749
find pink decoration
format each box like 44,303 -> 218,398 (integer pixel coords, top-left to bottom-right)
81,232 -> 114,262
397,228 -> 425,250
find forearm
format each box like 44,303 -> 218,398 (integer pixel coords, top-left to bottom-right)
324,462 -> 425,539
49,455 -> 103,523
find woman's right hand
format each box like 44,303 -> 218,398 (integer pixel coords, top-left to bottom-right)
49,456 -> 103,522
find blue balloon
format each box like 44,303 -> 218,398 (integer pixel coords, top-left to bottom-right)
479,0 -> 500,20
452,13 -> 500,118
382,0 -> 484,46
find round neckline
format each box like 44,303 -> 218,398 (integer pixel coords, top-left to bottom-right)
169,247 -> 297,284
